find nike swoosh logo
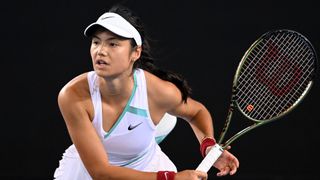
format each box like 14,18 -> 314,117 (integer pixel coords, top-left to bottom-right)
128,122 -> 143,130
101,16 -> 114,20
164,172 -> 168,179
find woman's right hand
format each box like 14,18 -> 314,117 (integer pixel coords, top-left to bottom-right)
175,170 -> 207,180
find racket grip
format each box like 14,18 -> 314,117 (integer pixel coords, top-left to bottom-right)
196,144 -> 223,172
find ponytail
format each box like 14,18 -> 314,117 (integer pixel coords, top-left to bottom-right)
109,4 -> 192,102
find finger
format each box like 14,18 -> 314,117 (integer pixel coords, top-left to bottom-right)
229,155 -> 240,168
229,162 -> 238,175
229,166 -> 237,175
217,166 -> 230,177
195,170 -> 208,178
234,157 -> 240,168
223,146 -> 231,151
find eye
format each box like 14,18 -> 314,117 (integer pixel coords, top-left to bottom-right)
91,37 -> 100,45
92,40 -> 99,45
109,42 -> 119,47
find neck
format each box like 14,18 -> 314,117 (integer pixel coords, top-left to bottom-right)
98,73 -> 135,104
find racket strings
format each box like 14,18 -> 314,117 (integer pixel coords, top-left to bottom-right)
244,37 -> 313,119
236,33 -> 293,117
255,34 -> 311,116
237,33 -> 291,96
236,32 -> 315,120
275,43 -> 314,99
246,36 -> 312,119
238,35 -> 307,101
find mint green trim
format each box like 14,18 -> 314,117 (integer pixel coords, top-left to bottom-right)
119,150 -> 148,167
155,135 -> 167,144
104,72 -> 138,139
127,106 -> 148,117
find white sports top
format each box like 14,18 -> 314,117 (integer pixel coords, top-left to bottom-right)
54,69 -> 177,179
88,68 -> 157,170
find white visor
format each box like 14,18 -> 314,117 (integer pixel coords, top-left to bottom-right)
84,12 -> 142,46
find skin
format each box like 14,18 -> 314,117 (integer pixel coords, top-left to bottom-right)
58,29 -> 239,180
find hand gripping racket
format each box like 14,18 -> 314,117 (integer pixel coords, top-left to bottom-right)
196,29 -> 318,172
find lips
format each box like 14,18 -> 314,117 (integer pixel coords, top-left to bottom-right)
95,59 -> 109,69
96,59 -> 107,65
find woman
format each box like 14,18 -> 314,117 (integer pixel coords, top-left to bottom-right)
54,4 -> 239,180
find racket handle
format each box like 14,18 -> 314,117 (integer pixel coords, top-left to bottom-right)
196,144 -> 223,172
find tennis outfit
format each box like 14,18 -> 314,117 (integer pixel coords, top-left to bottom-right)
53,69 -> 177,180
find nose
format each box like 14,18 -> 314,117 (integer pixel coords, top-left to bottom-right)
97,44 -> 108,56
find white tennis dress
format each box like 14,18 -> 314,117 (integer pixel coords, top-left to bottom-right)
53,69 -> 177,180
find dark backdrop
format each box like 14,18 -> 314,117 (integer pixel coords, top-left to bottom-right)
1,0 -> 319,179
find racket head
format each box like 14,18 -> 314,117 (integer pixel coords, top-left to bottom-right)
234,29 -> 317,123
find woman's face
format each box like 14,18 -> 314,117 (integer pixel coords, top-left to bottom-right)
90,29 -> 140,79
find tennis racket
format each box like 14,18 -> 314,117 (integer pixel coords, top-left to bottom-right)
196,29 -> 318,173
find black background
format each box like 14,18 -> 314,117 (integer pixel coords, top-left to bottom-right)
1,0 -> 319,179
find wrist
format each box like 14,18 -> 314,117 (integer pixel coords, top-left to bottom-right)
157,171 -> 176,180
200,137 -> 216,157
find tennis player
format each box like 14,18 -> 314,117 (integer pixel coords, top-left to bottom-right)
53,4 -> 239,180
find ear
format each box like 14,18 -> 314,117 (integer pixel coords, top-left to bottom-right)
131,46 -> 142,62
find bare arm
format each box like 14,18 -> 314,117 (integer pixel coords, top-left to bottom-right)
172,97 -> 214,143
146,71 -> 239,176
145,71 -> 214,143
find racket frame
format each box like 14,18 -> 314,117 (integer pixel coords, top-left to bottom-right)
218,29 -> 316,149
197,29 -> 317,173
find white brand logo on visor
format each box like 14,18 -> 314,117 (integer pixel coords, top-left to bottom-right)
101,16 -> 113,20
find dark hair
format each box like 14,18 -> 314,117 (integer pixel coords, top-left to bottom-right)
109,4 -> 192,103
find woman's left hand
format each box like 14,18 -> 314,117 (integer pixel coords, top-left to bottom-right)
207,146 -> 240,176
